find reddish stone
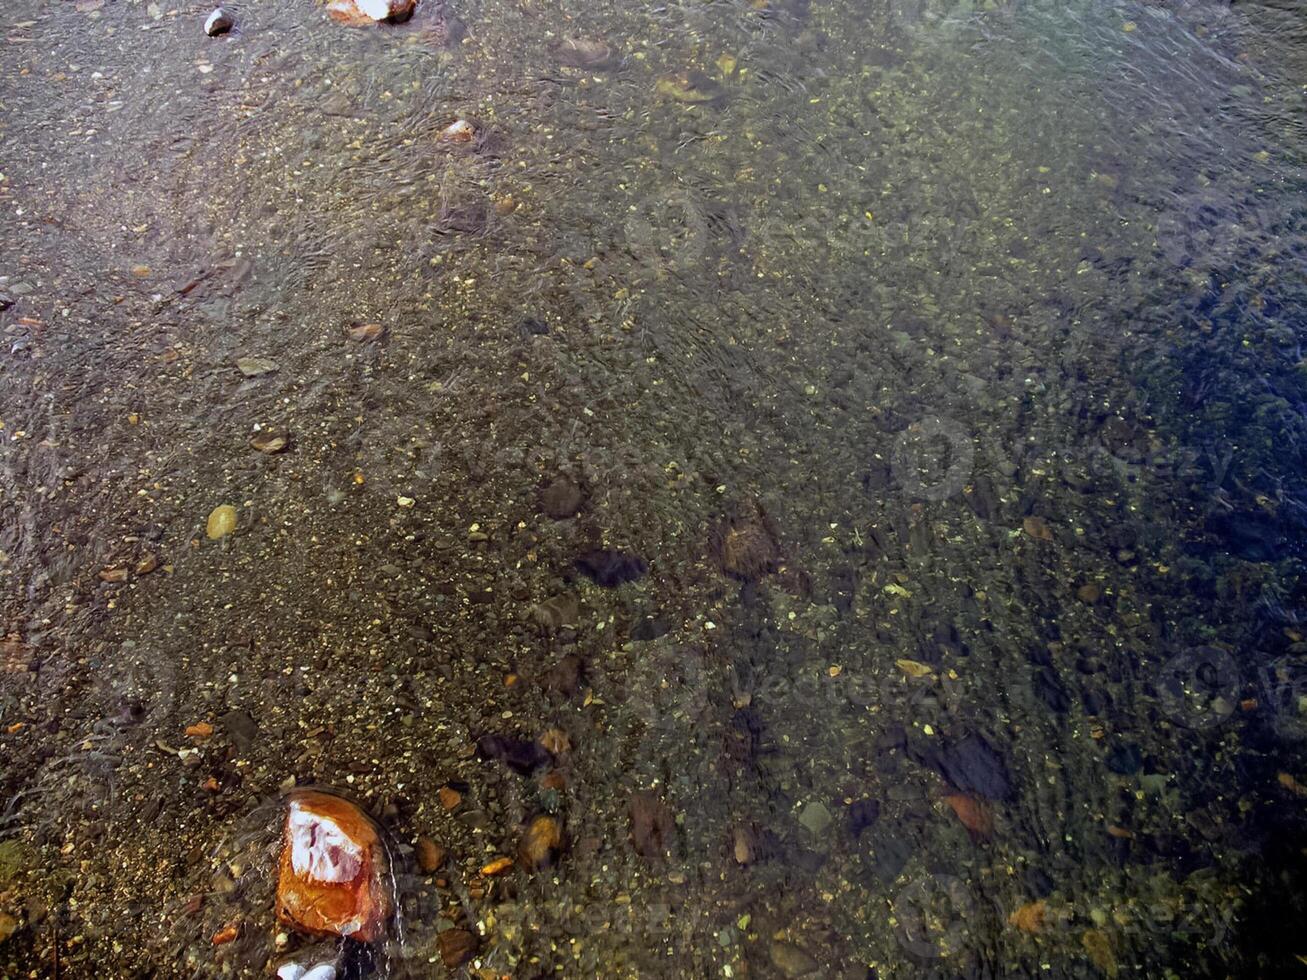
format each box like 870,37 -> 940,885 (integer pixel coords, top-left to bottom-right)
275,790 -> 392,943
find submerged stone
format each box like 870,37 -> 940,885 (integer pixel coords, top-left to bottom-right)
476,734 -> 554,775
540,477 -> 584,519
437,929 -> 478,969
575,549 -> 647,586
250,431 -> 290,454
797,801 -> 832,836
204,8 -> 233,36
629,791 -> 673,861
438,119 -> 476,144
205,504 -> 237,539
517,814 -> 565,871
552,37 -> 617,70
325,0 -> 415,26
769,941 -> 819,977
236,356 -> 278,378
275,790 -> 392,943
933,734 -> 1014,801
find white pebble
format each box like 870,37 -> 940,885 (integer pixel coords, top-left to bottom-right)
356,0 -> 393,20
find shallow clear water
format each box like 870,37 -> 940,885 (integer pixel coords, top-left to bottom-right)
2,0 -> 1306,976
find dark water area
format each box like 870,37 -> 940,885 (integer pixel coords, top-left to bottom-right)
2,0 -> 1307,976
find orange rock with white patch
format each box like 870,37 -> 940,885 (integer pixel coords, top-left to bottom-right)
275,791 -> 391,943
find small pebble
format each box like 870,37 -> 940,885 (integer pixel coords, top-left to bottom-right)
204,8 -> 234,36
206,505 -> 237,540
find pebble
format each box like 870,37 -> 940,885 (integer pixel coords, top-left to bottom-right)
529,594 -> 579,633
415,837 -> 445,873
347,322 -> 386,342
236,356 -> 278,378
438,119 -> 476,144
574,549 -> 647,587
769,941 -> 818,978
1023,515 -> 1054,541
539,728 -> 570,755
540,477 -> 584,519
848,798 -> 880,835
797,801 -> 832,836
204,8 -> 233,36
206,505 -> 237,540
716,514 -> 779,580
250,432 -> 289,454
185,721 -> 214,739
357,0 -> 414,20
629,791 -> 673,860
517,814 -> 564,871
552,37 -> 616,69
932,734 -> 1014,800
437,929 -> 477,969
476,734 -> 554,775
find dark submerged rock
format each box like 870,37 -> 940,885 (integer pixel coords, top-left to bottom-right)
540,477 -> 584,519
575,550 -> 647,586
541,653 -> 583,697
475,734 -> 554,775
1105,742 -> 1143,775
630,614 -> 671,642
848,799 -> 881,836
931,734 -> 1014,801
629,791 -> 674,860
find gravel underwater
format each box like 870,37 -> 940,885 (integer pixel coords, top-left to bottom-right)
2,0 -> 1307,977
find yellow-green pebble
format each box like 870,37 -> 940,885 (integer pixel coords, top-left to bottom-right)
206,505 -> 237,539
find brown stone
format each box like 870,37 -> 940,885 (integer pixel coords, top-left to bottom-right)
348,322 -> 386,342
250,432 -> 289,454
416,837 -> 445,873
942,793 -> 993,839
540,477 -> 584,519
542,654 -> 583,698
437,928 -> 478,969
517,814 -> 564,871
185,721 -> 214,739
1022,515 -> 1054,541
629,791 -> 673,861
713,506 -> 780,580
1008,900 -> 1046,933
275,790 -> 391,942
438,119 -> 476,144
438,785 -> 462,811
480,856 -> 513,876
539,728 -> 570,755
